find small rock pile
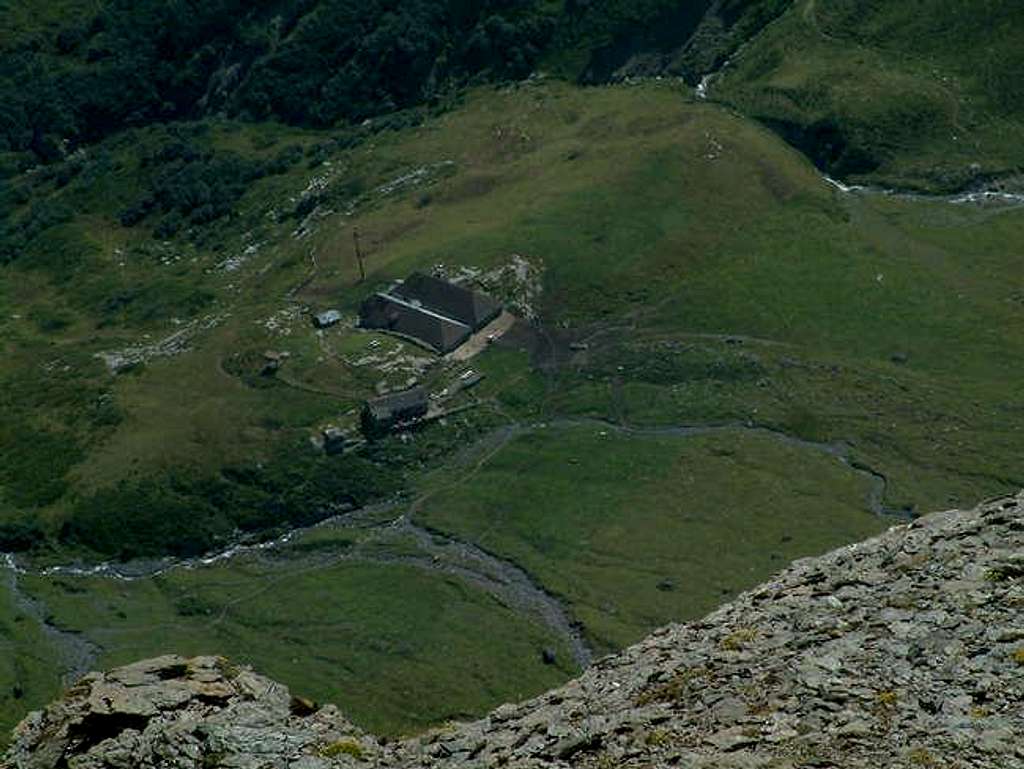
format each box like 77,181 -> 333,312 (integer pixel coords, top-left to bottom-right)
5,493 -> 1023,769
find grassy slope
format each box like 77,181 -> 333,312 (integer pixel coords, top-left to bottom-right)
415,425 -> 885,652
315,82 -> 1023,510
3,80 -> 1024,742
712,0 -> 1024,191
5,23 -> 1021,536
14,529 -> 575,739
0,579 -> 61,751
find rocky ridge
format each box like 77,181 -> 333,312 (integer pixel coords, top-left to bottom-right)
4,492 -> 1023,769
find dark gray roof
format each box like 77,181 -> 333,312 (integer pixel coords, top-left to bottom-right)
360,294 -> 471,353
391,273 -> 502,331
365,387 -> 428,421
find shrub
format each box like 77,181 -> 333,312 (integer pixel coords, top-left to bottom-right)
28,305 -> 74,333
720,627 -> 758,651
62,478 -> 233,560
0,512 -> 46,553
59,438 -> 403,560
320,739 -> 365,760
96,278 -> 215,326
0,422 -> 83,509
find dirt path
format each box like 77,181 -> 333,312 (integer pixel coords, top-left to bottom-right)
446,311 -> 517,362
361,517 -> 593,669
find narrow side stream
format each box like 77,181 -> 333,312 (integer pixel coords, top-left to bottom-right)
1,554 -> 100,685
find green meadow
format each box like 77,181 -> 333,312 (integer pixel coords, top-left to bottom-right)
13,544 -> 574,737
3,79 -> 1024,745
715,0 -> 1024,190
414,424 -> 888,652
0,573 -> 61,746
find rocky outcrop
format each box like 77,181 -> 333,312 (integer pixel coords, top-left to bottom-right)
5,493 -> 1024,769
1,656 -> 376,769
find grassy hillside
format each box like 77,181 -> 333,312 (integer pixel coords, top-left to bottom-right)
5,79 -> 1022,559
13,543 -> 576,738
0,75 -> 1020,562
3,0 -> 1024,751
0,575 -> 61,749
415,426 -> 886,652
713,0 -> 1024,190
2,422 -> 890,743
308,81 -> 1023,507
3,76 -> 1024,745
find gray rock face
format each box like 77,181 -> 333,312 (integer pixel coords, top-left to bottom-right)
2,655 -> 375,769
5,492 -> 1024,769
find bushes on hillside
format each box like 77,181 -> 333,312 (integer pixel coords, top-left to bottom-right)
60,442 -> 402,560
96,278 -> 216,326
118,137 -> 266,230
0,510 -> 46,553
231,0 -> 556,126
116,133 -> 304,231
3,0 -> 789,161
0,420 -> 84,510
0,0 -> 557,160
0,199 -> 73,266
62,478 -> 233,560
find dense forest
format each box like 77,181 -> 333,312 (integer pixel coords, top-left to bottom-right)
0,0 -> 787,168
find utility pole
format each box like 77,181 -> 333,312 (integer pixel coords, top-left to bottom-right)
353,226 -> 366,283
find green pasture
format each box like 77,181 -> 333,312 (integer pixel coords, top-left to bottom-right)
3,77 -> 1024,746
715,0 -> 1024,190
414,425 -> 888,652
0,577 -> 61,752
12,529 -> 575,740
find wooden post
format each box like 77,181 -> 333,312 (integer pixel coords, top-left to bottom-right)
353,226 -> 366,283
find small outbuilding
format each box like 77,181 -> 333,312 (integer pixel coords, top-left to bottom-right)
261,351 -> 288,376
313,310 -> 343,329
456,369 -> 485,391
327,428 -> 364,456
361,386 -> 429,438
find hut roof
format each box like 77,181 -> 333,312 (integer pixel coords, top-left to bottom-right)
392,273 -> 502,330
360,294 -> 471,353
314,310 -> 343,328
365,387 -> 428,421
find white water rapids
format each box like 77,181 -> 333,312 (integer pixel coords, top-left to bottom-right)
823,175 -> 1024,206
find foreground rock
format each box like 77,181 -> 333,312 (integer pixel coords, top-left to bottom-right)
2,656 -> 376,769
5,493 -> 1023,768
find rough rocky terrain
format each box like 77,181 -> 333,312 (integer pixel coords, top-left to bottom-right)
5,492 -> 1023,769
